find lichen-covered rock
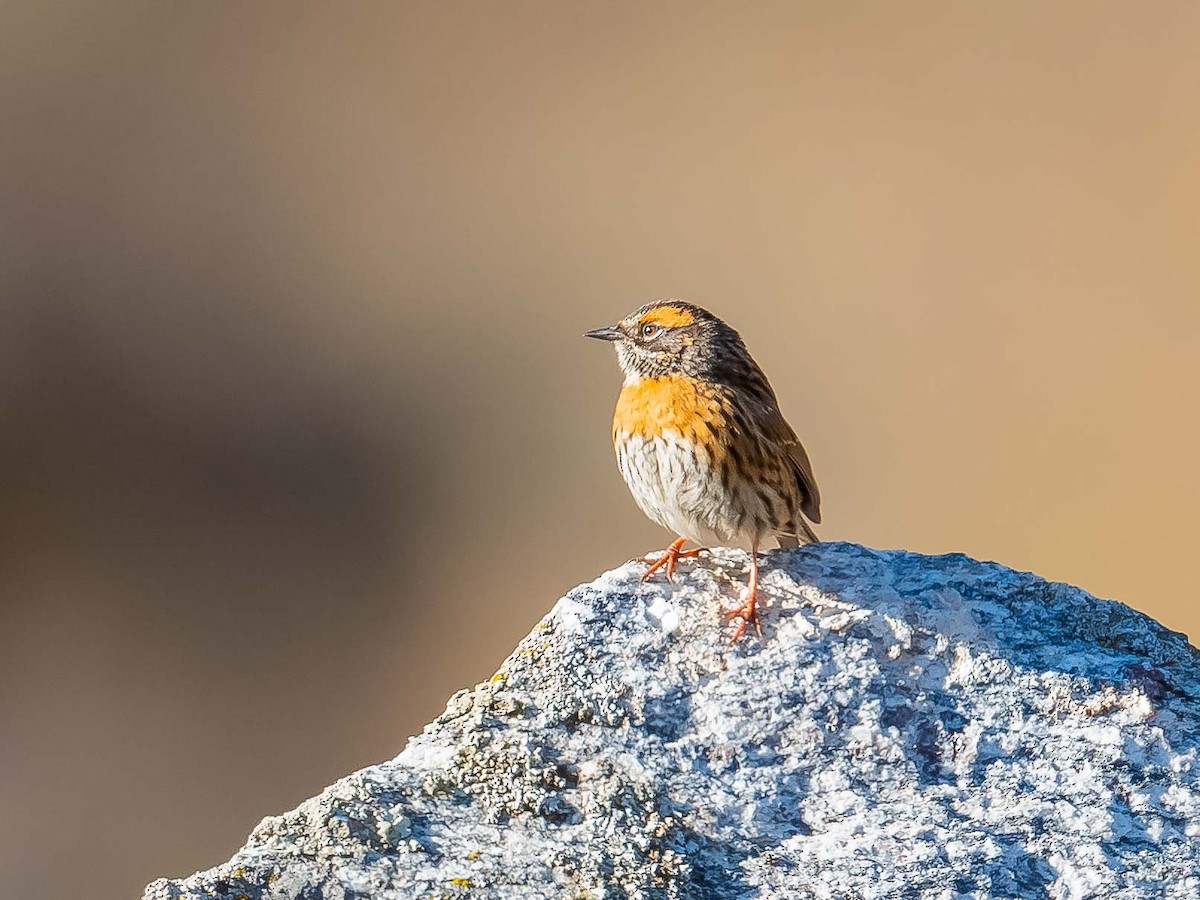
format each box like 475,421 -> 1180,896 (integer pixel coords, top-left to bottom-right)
144,543 -> 1200,899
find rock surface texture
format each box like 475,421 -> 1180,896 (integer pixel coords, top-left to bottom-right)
145,543 -> 1200,899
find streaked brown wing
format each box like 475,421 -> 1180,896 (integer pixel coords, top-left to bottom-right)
764,408 -> 822,524
725,374 -> 822,528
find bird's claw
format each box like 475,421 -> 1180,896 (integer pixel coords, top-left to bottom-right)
723,594 -> 762,643
638,538 -> 704,584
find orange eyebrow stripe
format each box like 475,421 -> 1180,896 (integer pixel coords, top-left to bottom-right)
642,305 -> 695,329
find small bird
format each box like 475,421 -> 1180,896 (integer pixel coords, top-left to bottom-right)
586,301 -> 821,641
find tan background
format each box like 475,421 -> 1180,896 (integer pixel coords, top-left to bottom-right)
2,3 -> 1198,897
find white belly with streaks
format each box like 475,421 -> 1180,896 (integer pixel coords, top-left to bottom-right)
615,429 -> 746,547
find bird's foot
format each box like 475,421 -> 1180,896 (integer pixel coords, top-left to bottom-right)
638,537 -> 704,584
723,587 -> 762,643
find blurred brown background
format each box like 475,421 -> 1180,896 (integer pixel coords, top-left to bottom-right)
2,3 -> 1198,897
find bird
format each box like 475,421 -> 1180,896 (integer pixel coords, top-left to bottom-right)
585,300 -> 821,642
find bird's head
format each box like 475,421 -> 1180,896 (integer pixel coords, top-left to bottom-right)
585,300 -> 745,382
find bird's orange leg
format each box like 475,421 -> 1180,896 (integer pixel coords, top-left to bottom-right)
638,536 -> 703,584
724,545 -> 762,642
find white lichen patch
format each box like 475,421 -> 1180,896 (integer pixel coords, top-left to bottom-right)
145,543 -> 1200,900
643,593 -> 680,634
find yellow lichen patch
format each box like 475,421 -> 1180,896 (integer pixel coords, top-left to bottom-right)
640,304 -> 695,329
450,877 -> 472,887
467,850 -> 480,860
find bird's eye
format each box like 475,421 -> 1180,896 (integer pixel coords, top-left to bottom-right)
641,323 -> 661,340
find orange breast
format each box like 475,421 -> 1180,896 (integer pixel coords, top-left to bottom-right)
612,375 -> 729,445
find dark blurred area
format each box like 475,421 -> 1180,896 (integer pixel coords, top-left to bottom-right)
2,4 -> 1198,898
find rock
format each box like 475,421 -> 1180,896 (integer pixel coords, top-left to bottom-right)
144,543 -> 1200,899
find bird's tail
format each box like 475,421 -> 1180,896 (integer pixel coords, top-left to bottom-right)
776,519 -> 819,548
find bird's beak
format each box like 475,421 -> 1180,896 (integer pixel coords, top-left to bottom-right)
584,325 -> 623,342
